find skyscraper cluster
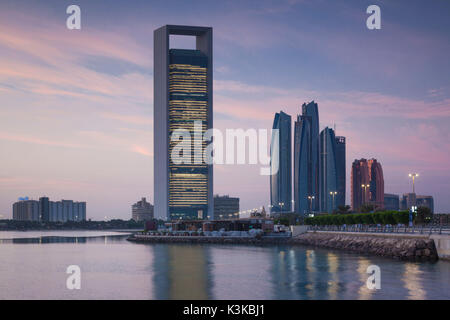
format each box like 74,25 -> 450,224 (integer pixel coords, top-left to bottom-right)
271,101 -> 346,215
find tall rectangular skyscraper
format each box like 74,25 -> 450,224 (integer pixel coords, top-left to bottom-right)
319,127 -> 338,213
293,101 -> 319,214
154,25 -> 213,220
335,136 -> 346,209
270,111 -> 292,213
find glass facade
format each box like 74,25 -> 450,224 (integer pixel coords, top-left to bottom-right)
384,193 -> 400,211
319,127 -> 338,213
293,101 -> 322,215
294,115 -> 311,215
270,111 -> 292,213
301,101 -> 320,212
335,136 -> 346,209
168,49 -> 208,220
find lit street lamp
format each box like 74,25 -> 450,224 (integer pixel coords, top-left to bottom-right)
307,195 -> 315,214
361,184 -> 370,205
408,173 -> 419,194
329,191 -> 337,212
278,202 -> 284,213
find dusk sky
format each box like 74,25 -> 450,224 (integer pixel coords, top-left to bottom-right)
0,0 -> 449,219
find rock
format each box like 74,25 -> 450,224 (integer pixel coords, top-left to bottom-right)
290,233 -> 438,261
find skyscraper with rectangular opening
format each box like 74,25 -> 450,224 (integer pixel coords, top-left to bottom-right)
154,25 -> 213,220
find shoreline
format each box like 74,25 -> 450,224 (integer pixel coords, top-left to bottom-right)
128,231 -> 449,262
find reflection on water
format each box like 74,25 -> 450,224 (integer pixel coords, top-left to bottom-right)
0,233 -> 449,300
403,264 -> 426,300
327,252 -> 339,300
357,257 -> 375,300
1,235 -> 129,244
153,245 -> 211,299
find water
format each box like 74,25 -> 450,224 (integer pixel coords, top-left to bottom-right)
0,231 -> 448,300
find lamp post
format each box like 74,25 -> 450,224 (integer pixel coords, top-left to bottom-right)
408,173 -> 419,194
279,202 -> 284,214
307,195 -> 315,214
329,191 -> 337,212
361,184 -> 370,205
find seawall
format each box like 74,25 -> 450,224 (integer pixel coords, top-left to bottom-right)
128,235 -> 290,245
291,231 -> 439,261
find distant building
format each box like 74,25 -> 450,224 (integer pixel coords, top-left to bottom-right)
213,195 -> 239,220
52,200 -> 85,222
401,194 -> 434,213
39,197 -> 50,221
400,193 -> 416,211
293,101 -> 320,215
416,195 -> 434,213
351,158 -> 384,211
270,111 -> 292,213
132,198 -> 154,222
384,193 -> 400,211
13,197 -> 86,222
13,199 -> 39,221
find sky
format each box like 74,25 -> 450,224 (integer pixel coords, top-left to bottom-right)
0,0 -> 449,219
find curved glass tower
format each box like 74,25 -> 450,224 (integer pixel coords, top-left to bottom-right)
270,111 -> 292,213
294,115 -> 310,215
319,127 -> 338,213
293,101 -> 320,215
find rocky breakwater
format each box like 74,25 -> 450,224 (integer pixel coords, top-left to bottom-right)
128,234 -> 290,245
291,232 -> 438,261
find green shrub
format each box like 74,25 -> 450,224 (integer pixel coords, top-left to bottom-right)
344,214 -> 355,225
304,211 -> 415,226
393,211 -> 412,224
353,214 -> 364,224
381,211 -> 396,225
361,213 -> 374,224
372,212 -> 383,224
330,215 -> 340,225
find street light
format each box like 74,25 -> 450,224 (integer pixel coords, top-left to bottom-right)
361,184 -> 370,204
307,195 -> 315,214
408,173 -> 419,194
278,202 -> 284,213
329,191 -> 337,212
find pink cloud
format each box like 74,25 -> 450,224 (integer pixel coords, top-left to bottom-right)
0,131 -> 90,149
100,112 -> 152,125
131,145 -> 153,157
